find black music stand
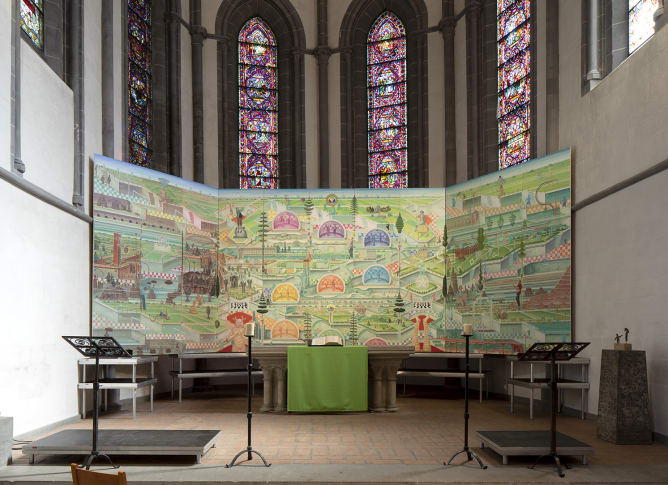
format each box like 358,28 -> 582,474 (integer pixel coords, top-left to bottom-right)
519,342 -> 589,477
63,336 -> 131,469
445,332 -> 487,469
225,329 -> 270,468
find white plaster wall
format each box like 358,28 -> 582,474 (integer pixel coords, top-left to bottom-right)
85,0 -> 103,213
574,171 -> 668,435
558,2 -> 668,435
426,0 -> 445,187
180,0 -> 194,182
0,1 -> 11,171
19,41 -> 74,204
0,182 -> 89,436
454,0 -> 467,184
201,0 -> 219,187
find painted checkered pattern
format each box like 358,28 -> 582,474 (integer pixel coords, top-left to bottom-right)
385,262 -> 400,274
484,203 -> 521,216
147,209 -> 185,223
146,333 -> 186,340
141,271 -> 179,280
482,242 -> 570,280
94,178 -> 146,204
352,269 -> 363,276
185,341 -> 222,350
93,313 -> 144,330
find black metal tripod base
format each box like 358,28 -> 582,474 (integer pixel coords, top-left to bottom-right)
225,447 -> 271,468
81,451 -> 119,470
445,448 -> 487,469
529,453 -> 570,477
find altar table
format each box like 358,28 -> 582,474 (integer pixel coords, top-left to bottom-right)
287,346 -> 368,412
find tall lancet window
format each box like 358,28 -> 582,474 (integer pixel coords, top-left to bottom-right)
629,0 -> 661,54
367,11 -> 408,189
238,17 -> 279,189
497,0 -> 531,170
20,0 -> 44,50
128,0 -> 152,167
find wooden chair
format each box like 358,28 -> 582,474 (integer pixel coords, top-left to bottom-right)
70,464 -> 127,485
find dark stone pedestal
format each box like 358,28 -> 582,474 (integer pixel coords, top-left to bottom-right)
597,350 -> 651,444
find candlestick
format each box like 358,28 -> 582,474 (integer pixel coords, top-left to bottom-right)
245,322 -> 255,337
463,324 -> 473,336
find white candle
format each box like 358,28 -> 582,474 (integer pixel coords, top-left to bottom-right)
463,324 -> 473,336
245,322 -> 255,337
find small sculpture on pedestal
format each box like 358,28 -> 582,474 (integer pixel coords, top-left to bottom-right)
614,328 -> 632,351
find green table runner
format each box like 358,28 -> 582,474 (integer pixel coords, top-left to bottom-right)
287,346 -> 368,412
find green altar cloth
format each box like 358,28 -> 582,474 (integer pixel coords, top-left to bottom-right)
287,346 -> 368,412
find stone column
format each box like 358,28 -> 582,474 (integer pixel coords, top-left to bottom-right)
466,0 -> 482,179
316,0 -> 330,188
370,364 -> 385,412
190,0 -> 205,183
275,365 -> 287,412
440,1 -> 457,186
586,0 -> 602,90
260,366 -> 274,412
384,363 -> 400,412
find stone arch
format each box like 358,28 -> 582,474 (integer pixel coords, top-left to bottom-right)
216,0 -> 306,189
339,0 -> 428,188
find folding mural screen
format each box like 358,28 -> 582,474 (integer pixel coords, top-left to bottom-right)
92,149 -> 571,355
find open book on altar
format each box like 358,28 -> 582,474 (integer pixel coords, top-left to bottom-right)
311,336 -> 343,346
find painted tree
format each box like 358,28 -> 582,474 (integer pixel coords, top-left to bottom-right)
259,210 -> 269,273
497,215 -> 504,229
395,212 -> 404,234
477,259 -> 484,291
351,195 -> 358,256
509,212 -> 517,226
442,221 -> 448,299
256,292 -> 269,342
518,238 -> 526,276
487,218 -> 493,229
303,312 -> 312,342
477,227 -> 486,252
348,311 -> 358,346
395,212 -> 404,279
304,197 -> 314,230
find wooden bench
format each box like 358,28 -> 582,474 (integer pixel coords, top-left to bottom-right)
397,369 -> 490,402
170,353 -> 260,402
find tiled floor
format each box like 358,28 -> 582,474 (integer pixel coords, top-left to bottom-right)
12,388 -> 668,466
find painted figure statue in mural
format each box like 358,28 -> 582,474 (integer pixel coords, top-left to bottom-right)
233,207 -> 247,239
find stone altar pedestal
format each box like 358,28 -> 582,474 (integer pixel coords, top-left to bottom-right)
254,345 -> 413,412
597,349 -> 652,444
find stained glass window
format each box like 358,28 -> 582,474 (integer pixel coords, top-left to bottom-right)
497,0 -> 531,170
20,0 -> 43,50
629,0 -> 660,54
367,11 -> 408,189
238,17 -> 279,189
128,0 -> 152,167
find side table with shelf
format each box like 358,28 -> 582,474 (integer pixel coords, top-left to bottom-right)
78,355 -> 158,419
507,355 -> 590,419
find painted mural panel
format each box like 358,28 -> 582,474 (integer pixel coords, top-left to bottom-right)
443,149 -> 571,353
92,149 -> 570,355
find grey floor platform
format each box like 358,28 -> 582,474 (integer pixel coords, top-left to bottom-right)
2,464 -> 668,484
21,430 -> 220,464
476,430 -> 594,465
